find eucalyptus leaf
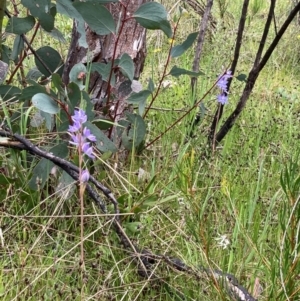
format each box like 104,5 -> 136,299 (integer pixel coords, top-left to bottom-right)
171,32 -> 198,58
39,12 -> 55,32
133,2 -> 172,38
86,122 -> 118,153
40,111 -> 54,131
30,110 -> 45,128
0,85 -> 21,102
21,0 -> 51,16
147,78 -> 155,93
127,90 -> 151,116
22,0 -> 54,31
20,85 -> 47,101
67,82 -> 81,110
29,142 -> 68,190
11,35 -> 24,62
91,62 -> 115,86
56,171 -> 76,200
56,0 -> 87,47
69,63 -> 86,90
236,73 -> 247,82
73,2 -> 115,35
6,16 -> 35,35
169,66 -> 204,78
1,45 -> 11,65
35,46 -> 62,77
45,28 -> 66,43
127,90 -> 151,104
32,93 -> 59,114
56,0 -> 83,20
121,113 -> 146,150
26,67 -> 43,81
118,53 -> 134,81
51,73 -> 64,93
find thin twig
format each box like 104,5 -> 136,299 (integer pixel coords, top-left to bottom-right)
209,0 -> 250,145
5,9 -> 53,76
215,0 -> 300,143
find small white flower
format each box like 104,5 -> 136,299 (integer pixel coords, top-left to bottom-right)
215,234 -> 230,249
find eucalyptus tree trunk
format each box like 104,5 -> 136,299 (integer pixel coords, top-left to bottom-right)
62,0 -> 147,115
62,1 -> 148,158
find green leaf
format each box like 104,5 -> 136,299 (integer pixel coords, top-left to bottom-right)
20,85 -> 47,101
0,85 -> 21,101
93,118 -> 113,130
118,53 -> 134,81
26,67 -> 43,81
140,194 -> 158,207
147,78 -> 155,93
67,82 -> 81,110
91,62 -> 115,86
22,0 -> 54,31
56,171 -> 76,200
1,45 -> 12,65
82,91 -> 95,120
125,222 -> 141,234
35,46 -> 62,77
169,66 -> 204,78
46,28 -> 66,43
133,2 -> 172,38
171,32 -> 198,58
73,2 -> 115,35
127,90 -> 151,104
57,0 -> 83,20
121,113 -> 146,150
56,0 -> 86,47
69,63 -> 86,90
29,142 -> 68,190
40,111 -> 54,131
127,90 -> 151,116
39,12 -> 55,32
21,0 -> 51,16
30,110 -> 45,128
32,93 -> 59,114
0,174 -> 14,185
6,16 -> 35,34
85,122 -> 118,153
11,35 -> 24,62
51,73 -> 64,93
236,73 -> 247,82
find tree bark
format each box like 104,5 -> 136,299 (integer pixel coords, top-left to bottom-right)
62,0 -> 147,108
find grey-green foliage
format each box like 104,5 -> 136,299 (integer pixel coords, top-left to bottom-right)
1,0 -> 202,192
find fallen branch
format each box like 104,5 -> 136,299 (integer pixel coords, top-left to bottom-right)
0,129 -> 258,301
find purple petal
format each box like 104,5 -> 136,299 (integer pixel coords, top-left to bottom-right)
72,109 -> 87,124
68,120 -> 81,133
83,127 -> 97,142
216,70 -> 232,92
82,142 -> 95,159
69,133 -> 81,146
217,94 -> 228,105
80,169 -> 90,182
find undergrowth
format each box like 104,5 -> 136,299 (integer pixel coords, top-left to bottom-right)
1,1 -> 300,300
